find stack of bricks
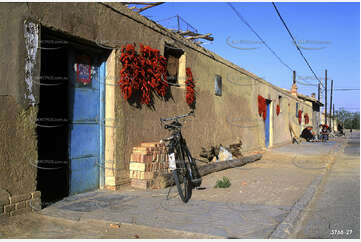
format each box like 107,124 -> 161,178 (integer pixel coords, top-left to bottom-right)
129,142 -> 169,189
1,191 -> 41,217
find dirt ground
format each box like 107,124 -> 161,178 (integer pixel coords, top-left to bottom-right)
0,140 -> 341,239
0,213 -> 218,239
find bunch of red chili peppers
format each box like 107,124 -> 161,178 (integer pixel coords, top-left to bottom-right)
258,95 -> 267,121
276,104 -> 280,116
304,113 -> 309,124
119,43 -> 169,105
185,67 -> 196,107
298,110 -> 303,124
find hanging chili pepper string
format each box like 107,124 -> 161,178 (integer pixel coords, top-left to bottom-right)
185,67 -> 196,107
298,110 -> 303,124
258,95 -> 267,121
118,43 -> 169,105
304,113 -> 309,124
276,104 -> 280,116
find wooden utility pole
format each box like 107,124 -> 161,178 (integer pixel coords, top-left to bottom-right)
329,79 -> 333,130
318,83 -> 321,101
324,70 -> 328,125
332,104 -> 338,129
293,70 -> 296,84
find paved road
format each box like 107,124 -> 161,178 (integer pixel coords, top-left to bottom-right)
0,137 -> 348,239
294,132 -> 360,239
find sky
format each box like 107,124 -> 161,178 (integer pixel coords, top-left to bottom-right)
141,2 -> 360,113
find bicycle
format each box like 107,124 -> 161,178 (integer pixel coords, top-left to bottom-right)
160,110 -> 202,203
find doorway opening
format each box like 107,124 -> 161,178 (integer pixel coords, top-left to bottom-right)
265,99 -> 272,148
36,28 -> 70,205
36,27 -> 110,207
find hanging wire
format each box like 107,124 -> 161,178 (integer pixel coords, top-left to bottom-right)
272,2 -> 323,88
227,2 -> 294,72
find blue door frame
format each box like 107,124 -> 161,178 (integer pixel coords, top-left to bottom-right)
68,49 -> 105,195
265,101 -> 270,148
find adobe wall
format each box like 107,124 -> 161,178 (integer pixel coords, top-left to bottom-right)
0,3 -> 39,198
0,2 -> 321,192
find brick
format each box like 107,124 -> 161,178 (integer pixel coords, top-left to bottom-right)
130,179 -> 153,189
9,193 -> 32,204
152,152 -> 158,162
31,191 -> 41,199
129,162 -> 146,171
129,171 -> 155,180
141,154 -> 153,163
130,153 -> 154,163
130,153 -> 141,162
132,147 -> 150,154
15,201 -> 26,210
10,207 -> 31,216
141,142 -> 161,147
105,177 -> 116,186
4,204 -> 15,213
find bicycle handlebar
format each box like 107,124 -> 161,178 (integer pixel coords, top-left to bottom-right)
160,110 -> 194,122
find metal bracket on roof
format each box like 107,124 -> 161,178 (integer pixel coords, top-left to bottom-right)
122,2 -> 164,13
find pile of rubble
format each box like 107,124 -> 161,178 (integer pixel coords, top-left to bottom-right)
200,140 -> 243,162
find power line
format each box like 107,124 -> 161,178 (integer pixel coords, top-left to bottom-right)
272,2 -> 324,88
227,2 -> 293,72
333,88 -> 360,91
297,80 -> 318,86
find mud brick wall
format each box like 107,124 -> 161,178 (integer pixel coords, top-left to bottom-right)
129,142 -> 169,189
0,190 -> 41,217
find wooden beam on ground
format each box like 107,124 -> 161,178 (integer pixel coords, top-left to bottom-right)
152,153 -> 262,189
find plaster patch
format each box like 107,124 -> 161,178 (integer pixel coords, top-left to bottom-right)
24,20 -> 39,106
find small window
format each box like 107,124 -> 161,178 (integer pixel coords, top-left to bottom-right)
164,43 -> 184,84
215,75 -> 222,96
296,102 -> 299,117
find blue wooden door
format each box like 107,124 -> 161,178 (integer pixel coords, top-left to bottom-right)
265,102 -> 270,148
67,49 -> 104,195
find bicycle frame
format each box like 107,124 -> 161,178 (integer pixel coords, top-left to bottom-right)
160,111 -> 202,202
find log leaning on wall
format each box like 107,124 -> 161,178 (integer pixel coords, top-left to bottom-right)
152,153 -> 262,189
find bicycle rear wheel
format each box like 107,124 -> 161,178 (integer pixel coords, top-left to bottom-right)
172,145 -> 192,203
182,141 -> 202,187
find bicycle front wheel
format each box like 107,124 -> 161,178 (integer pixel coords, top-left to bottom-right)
172,146 -> 192,203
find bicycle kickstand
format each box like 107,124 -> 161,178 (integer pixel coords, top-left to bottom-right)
166,185 -> 173,200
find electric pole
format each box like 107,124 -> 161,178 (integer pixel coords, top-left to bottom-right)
293,70 -> 296,84
324,70 -> 328,125
329,79 -> 333,130
333,104 -> 335,129
318,83 -> 320,101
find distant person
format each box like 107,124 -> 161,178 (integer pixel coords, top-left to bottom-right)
320,124 -> 329,142
350,128 -> 353,137
337,123 -> 344,136
300,126 -> 315,142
